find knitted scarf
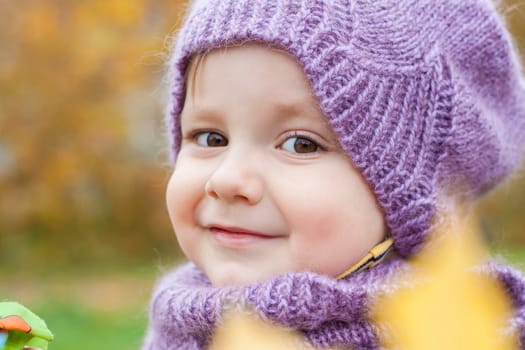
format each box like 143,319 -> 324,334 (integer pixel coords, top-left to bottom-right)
142,259 -> 525,350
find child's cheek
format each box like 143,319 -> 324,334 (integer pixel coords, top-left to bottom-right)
285,195 -> 340,265
166,159 -> 206,252
166,170 -> 200,259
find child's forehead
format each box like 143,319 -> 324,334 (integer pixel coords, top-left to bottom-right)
182,45 -> 323,115
179,47 -> 340,142
185,44 -> 309,85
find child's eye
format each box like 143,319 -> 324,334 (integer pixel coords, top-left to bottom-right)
281,136 -> 320,154
195,132 -> 228,147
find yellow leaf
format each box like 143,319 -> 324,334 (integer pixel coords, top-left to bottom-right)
374,215 -> 517,350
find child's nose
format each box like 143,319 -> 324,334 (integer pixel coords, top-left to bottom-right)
204,150 -> 264,205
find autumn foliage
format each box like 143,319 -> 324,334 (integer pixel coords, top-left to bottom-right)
0,1 -> 189,270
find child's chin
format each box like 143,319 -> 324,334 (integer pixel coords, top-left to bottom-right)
207,267 -> 277,287
210,273 -> 260,287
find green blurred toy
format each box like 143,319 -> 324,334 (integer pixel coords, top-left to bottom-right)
0,302 -> 53,350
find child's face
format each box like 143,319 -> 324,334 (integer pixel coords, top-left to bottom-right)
167,44 -> 387,286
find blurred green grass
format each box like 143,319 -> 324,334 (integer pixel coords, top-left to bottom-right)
35,304 -> 147,350
0,264 -> 165,350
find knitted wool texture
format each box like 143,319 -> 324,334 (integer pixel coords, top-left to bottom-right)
142,260 -> 525,349
142,259 -> 407,349
166,0 -> 525,256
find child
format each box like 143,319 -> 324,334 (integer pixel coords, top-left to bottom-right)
143,0 -> 525,348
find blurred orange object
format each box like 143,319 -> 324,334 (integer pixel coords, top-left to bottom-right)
0,315 -> 31,333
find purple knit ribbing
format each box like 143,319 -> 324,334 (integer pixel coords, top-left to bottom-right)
143,259 -> 408,349
143,260 -> 525,349
165,0 -> 525,257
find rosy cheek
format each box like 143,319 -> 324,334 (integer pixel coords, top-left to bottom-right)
289,202 -> 337,246
166,172 -> 200,258
166,168 -> 199,227
166,174 -> 183,221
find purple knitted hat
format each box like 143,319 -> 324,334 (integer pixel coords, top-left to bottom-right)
166,0 -> 525,257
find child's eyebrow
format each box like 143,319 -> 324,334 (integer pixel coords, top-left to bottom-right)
179,105 -> 224,125
270,96 -> 337,141
269,95 -> 323,120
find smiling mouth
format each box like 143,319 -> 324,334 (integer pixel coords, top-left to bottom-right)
209,225 -> 282,249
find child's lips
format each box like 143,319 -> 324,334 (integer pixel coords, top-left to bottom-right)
209,225 -> 283,248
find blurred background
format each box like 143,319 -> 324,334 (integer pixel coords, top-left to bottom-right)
0,1 -> 524,349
